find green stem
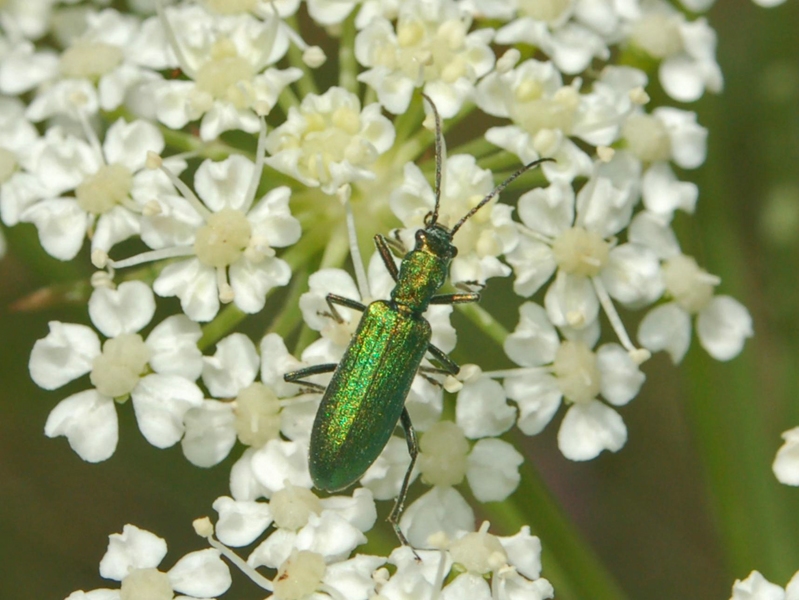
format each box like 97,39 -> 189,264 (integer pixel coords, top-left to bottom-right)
457,302 -> 509,346
338,13 -> 358,95
198,304 -> 247,351
485,452 -> 630,600
285,16 -> 319,98
446,137 -> 502,160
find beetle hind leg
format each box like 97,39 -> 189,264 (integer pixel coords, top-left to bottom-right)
283,363 -> 337,393
388,408 -> 421,561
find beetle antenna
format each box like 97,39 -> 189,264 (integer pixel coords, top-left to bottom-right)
450,157 -> 556,237
421,93 -> 444,227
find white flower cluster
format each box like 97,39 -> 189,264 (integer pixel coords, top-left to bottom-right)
0,0 -> 779,597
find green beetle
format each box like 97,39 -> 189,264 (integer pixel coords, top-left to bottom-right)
285,96 -> 550,547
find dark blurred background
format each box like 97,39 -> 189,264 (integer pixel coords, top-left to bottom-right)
2,1 -> 798,598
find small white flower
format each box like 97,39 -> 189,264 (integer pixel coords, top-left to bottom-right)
494,1 -> 610,75
7,119 -> 166,261
264,86 -> 395,194
110,137 -> 300,322
637,254 -> 753,363
70,524 -> 232,600
505,157 -> 662,346
628,0 -> 723,102
30,281 -> 204,462
729,570 -> 799,600
149,5 -> 301,140
503,302 -> 645,461
0,0 -> 56,41
773,427 -> 799,486
475,58 -> 594,182
354,0 -> 495,117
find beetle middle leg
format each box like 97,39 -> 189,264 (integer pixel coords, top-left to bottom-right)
283,363 -> 338,393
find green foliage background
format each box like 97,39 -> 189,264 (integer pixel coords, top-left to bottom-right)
1,1 -> 798,598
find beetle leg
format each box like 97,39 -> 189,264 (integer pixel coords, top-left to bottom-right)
319,293 -> 367,323
388,407 -> 421,560
429,292 -> 480,305
283,363 -> 337,393
425,342 -> 460,375
374,234 -> 400,282
418,365 -> 451,387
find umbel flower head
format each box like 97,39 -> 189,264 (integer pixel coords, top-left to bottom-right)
0,0 -> 773,598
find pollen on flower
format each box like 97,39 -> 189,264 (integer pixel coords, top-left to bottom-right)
119,568 -> 172,600
662,254 -> 719,313
192,516 -> 214,537
418,421 -> 469,487
75,164 -> 134,215
553,341 -> 601,405
303,46 -> 327,68
270,485 -> 323,531
449,529 -> 508,575
234,383 -> 281,447
90,334 -> 151,399
195,40 -> 257,107
273,550 -> 326,600
59,42 -> 123,80
551,227 -> 610,277
622,114 -> 672,163
194,208 -> 252,268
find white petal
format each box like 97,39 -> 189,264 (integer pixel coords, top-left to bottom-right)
505,372 -> 563,436
131,374 -> 204,448
773,427 -> 799,486
399,487 -> 475,549
320,487 -> 377,533
602,244 -> 664,307
506,237 -> 557,298
99,524 -> 167,581
517,182 -> 574,238
21,198 -> 88,260
696,295 -> 753,361
93,205 -> 142,255
250,439 -> 313,495
194,155 -> 254,212
30,322 -> 100,390
497,526 -> 543,580
153,259 -> 219,322
558,401 -> 627,461
248,528 -> 296,570
168,549 -> 232,598
44,390 -> 118,463
642,162 -> 698,216
729,571 -> 785,600
785,571 -> 799,600
202,333 -> 259,397
628,211 -> 681,260
182,400 -> 237,467
504,302 -> 560,367
466,438 -> 523,502
295,511 -> 366,562
212,496 -> 273,548
229,256 -> 292,314
64,589 -> 119,600
456,377 -> 516,438
637,302 -> 692,364
260,332 -> 304,399
659,55 -> 708,104
596,344 -> 646,406
544,271 -> 599,330
441,573 -> 492,600
229,448 -> 271,501
323,555 -> 386,600
498,571 -> 555,600
146,315 -> 203,380
88,281 -> 155,338
360,436 -> 416,501
103,119 -> 164,172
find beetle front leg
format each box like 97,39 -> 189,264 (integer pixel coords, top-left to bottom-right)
425,342 -> 460,376
283,363 -> 338,393
320,293 -> 367,324
388,407 -> 421,560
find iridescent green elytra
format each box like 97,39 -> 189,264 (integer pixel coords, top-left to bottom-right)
284,96 -> 551,549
